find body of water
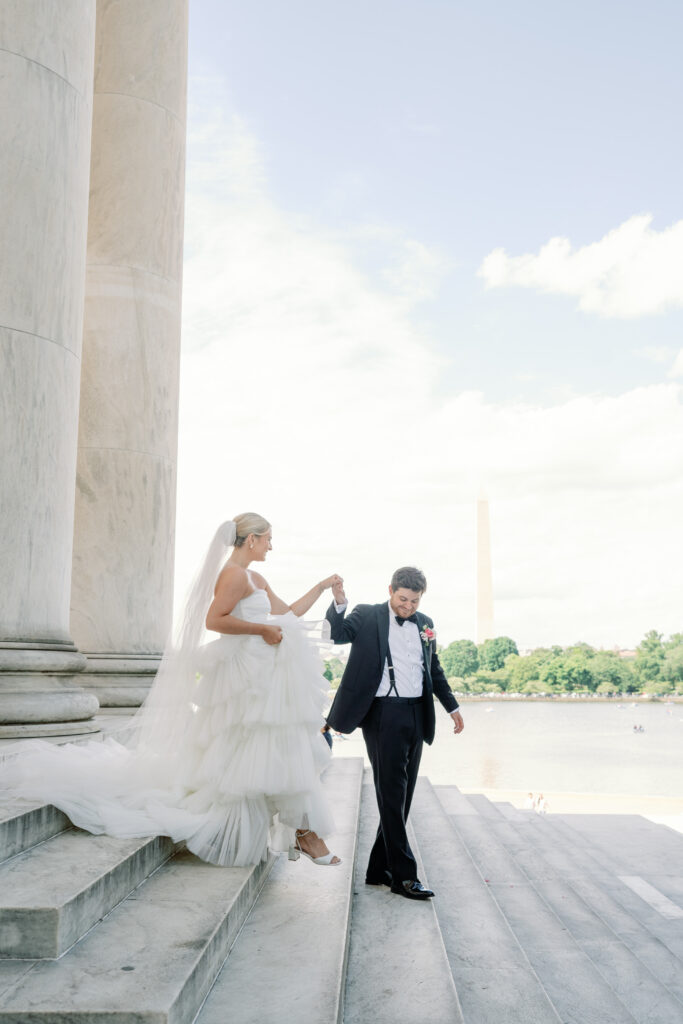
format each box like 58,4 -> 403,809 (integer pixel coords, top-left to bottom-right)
335,700 -> 683,801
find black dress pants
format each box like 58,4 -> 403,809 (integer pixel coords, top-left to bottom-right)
361,697 -> 425,883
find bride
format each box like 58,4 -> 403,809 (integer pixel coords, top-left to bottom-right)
4,513 -> 341,867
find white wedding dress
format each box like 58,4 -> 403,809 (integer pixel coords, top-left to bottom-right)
4,587 -> 334,866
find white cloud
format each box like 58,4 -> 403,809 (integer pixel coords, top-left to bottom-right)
478,214 -> 683,318
669,348 -> 683,378
639,346 -> 675,365
177,93 -> 683,651
339,224 -> 449,303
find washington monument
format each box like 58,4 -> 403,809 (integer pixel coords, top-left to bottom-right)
476,493 -> 494,643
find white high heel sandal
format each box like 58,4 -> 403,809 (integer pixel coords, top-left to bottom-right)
288,829 -> 342,866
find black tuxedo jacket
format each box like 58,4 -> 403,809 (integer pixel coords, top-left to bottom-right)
325,601 -> 458,745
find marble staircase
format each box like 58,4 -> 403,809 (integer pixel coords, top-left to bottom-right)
1,764 -> 683,1023
437,790 -> 683,1024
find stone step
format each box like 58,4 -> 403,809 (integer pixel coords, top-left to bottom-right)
195,757 -> 364,1024
433,784 -> 479,817
449,813 -> 639,1024
0,828 -> 176,958
494,800 -> 527,821
342,771 -> 463,1024
553,814 -> 683,880
516,813 -> 683,1005
483,810 -> 683,1022
551,813 -> 683,922
0,801 -> 70,864
0,847 -> 275,1023
438,798 -> 683,1002
0,757 -> 357,1023
538,814 -> 683,976
411,778 -> 562,1024
464,793 -> 507,821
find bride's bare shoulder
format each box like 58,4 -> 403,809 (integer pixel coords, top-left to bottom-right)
248,569 -> 268,591
214,563 -> 249,596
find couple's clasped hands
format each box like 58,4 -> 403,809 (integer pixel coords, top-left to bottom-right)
324,573 -> 345,598
261,573 -> 344,646
330,575 -> 346,606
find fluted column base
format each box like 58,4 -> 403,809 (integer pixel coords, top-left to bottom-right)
77,653 -> 161,708
0,646 -> 100,738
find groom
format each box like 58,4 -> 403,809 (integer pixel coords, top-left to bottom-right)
324,567 -> 464,900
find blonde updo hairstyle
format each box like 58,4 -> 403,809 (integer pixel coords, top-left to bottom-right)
233,512 -> 272,548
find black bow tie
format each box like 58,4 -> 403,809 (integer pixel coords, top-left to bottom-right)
395,614 -> 418,626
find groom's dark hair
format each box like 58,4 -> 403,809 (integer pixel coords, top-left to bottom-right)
390,566 -> 427,594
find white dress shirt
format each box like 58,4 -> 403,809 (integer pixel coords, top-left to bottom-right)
334,601 -> 460,718
376,602 -> 425,697
333,598 -> 423,696
334,600 -> 426,697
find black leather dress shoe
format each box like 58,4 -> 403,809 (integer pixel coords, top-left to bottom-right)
365,869 -> 393,887
391,880 -> 435,900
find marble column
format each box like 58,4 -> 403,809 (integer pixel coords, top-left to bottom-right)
476,494 -> 495,644
70,0 -> 189,707
0,2 -> 100,736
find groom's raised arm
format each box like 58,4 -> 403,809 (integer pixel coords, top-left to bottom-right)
325,601 -> 364,644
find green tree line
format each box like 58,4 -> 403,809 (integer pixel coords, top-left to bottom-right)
437,630 -> 683,696
323,630 -> 683,696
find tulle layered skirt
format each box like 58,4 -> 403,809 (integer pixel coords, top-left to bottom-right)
3,613 -> 334,866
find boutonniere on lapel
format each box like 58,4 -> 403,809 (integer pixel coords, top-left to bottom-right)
420,626 -> 435,646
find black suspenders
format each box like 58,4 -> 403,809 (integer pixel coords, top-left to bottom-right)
385,646 -> 400,697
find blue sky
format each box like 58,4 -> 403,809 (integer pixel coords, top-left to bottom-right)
176,1 -> 683,649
